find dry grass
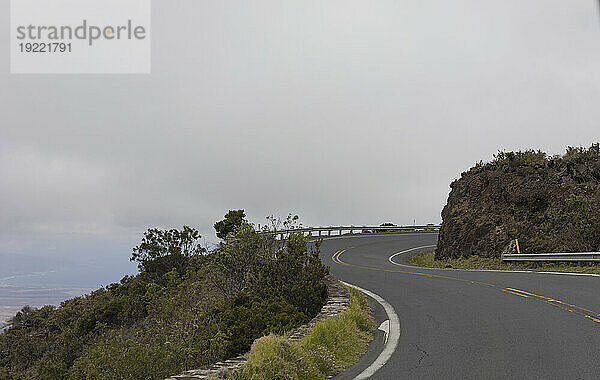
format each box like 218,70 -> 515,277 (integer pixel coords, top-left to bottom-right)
409,251 -> 600,274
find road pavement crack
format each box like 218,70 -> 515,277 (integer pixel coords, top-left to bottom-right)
415,344 -> 429,365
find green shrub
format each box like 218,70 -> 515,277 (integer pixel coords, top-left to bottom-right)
209,294 -> 307,359
236,286 -> 374,380
492,149 -> 548,170
0,219 -> 329,379
248,233 -> 328,317
68,333 -> 181,380
301,293 -> 373,372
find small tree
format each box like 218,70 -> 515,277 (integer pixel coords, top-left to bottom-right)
210,213 -> 328,316
130,226 -> 204,272
214,210 -> 247,239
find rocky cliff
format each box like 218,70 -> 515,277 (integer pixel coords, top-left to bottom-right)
435,144 -> 600,259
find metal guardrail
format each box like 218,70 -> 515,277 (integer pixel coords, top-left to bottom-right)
270,225 -> 440,239
502,252 -> 600,262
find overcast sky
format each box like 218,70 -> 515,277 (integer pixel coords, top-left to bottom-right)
1,1 -> 599,286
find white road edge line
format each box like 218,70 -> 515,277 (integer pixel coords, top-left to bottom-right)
340,281 -> 400,380
388,246 -> 600,278
388,245 -> 437,267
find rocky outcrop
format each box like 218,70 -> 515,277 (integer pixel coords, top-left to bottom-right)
165,275 -> 350,380
436,145 -> 600,259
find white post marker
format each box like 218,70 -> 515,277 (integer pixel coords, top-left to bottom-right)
341,281 -> 400,380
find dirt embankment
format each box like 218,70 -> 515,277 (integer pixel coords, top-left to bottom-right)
435,145 -> 600,260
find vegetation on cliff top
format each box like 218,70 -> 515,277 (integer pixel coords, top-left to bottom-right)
436,144 -> 600,259
0,212 -> 328,380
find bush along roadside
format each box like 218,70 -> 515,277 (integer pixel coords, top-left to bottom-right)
234,283 -> 374,380
166,275 -> 374,380
410,250 -> 600,275
0,212 -> 329,380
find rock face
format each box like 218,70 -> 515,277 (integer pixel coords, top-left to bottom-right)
435,145 -> 600,259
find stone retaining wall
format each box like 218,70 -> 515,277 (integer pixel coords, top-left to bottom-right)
165,274 -> 350,380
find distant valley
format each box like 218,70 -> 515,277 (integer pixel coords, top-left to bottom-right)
0,285 -> 94,330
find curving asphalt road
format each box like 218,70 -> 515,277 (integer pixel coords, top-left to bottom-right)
321,233 -> 600,379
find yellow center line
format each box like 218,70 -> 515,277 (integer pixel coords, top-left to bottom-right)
505,287 -> 600,316
331,246 -> 600,326
586,316 -> 600,323
505,288 -> 540,297
332,249 -> 346,264
501,289 -> 530,298
331,250 -> 341,263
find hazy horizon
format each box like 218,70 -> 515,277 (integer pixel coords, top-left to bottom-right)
2,1 -> 600,297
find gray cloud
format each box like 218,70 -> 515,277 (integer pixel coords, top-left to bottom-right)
1,0 -> 599,284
